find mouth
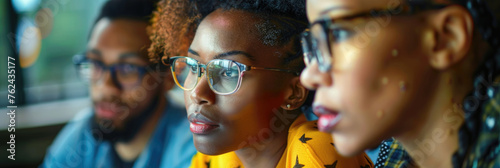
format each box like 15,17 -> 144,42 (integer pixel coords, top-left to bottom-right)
188,113 -> 219,134
95,102 -> 122,119
313,105 -> 342,133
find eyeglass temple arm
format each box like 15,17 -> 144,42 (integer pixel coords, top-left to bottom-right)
248,66 -> 300,76
161,56 -> 171,66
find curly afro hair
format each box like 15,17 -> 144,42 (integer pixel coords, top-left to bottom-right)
147,0 -> 200,65
148,0 -> 308,70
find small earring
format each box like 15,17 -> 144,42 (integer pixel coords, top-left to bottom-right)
287,104 -> 291,109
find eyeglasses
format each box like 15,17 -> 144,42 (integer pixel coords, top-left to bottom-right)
73,54 -> 159,89
301,3 -> 447,72
163,56 -> 300,95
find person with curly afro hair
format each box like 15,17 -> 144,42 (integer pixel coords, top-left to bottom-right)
149,0 -> 374,167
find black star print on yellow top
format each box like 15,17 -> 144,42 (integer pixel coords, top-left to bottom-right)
324,160 -> 337,168
189,114 -> 374,168
299,134 -> 312,143
293,156 -> 305,168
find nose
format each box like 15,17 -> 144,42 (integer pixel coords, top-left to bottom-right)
300,61 -> 333,90
94,70 -> 121,95
189,74 -> 215,105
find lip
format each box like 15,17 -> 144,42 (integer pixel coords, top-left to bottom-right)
95,102 -> 122,119
313,105 -> 342,132
188,112 -> 219,134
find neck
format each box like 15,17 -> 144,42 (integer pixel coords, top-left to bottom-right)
114,98 -> 166,161
395,73 -> 470,168
235,110 -> 300,168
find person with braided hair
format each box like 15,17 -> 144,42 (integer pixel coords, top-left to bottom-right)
150,0 -> 374,167
300,0 -> 500,167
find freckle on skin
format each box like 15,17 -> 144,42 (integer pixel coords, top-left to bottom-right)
381,77 -> 389,85
399,81 -> 407,92
392,49 -> 398,57
377,110 -> 384,118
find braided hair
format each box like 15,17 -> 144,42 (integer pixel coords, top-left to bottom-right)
455,0 -> 500,165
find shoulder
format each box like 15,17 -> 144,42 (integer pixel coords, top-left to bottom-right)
41,108 -> 98,167
159,102 -> 197,168
282,118 -> 373,168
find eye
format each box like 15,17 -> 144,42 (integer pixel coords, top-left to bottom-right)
185,59 -> 199,73
330,28 -> 353,43
220,68 -> 239,78
88,60 -> 105,70
120,64 -> 139,74
190,65 -> 197,73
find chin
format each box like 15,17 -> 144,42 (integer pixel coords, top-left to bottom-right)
193,136 -> 228,155
332,134 -> 367,157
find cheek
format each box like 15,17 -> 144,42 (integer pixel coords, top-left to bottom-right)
218,77 -> 288,138
122,87 -> 158,114
218,82 -> 285,121
337,48 -> 388,114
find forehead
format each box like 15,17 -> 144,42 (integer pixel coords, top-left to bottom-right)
190,9 -> 283,65
306,0 -> 406,21
88,18 -> 150,52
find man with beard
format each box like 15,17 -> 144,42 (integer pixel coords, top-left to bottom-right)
41,0 -> 196,167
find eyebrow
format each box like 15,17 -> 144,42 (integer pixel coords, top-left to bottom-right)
319,6 -> 350,15
118,52 -> 142,60
188,49 -> 199,56
188,48 -> 256,61
89,49 -> 102,58
88,49 -> 142,60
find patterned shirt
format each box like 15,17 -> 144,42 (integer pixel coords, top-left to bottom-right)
190,114 -> 374,168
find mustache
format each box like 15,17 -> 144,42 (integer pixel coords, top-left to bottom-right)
93,96 -> 130,108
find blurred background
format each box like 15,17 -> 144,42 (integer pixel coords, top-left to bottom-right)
0,0 -> 108,167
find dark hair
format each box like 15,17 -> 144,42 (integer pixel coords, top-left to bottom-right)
193,0 -> 308,70
95,0 -> 158,23
439,0 -> 500,165
88,0 -> 158,41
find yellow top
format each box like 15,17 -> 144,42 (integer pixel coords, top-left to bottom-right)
189,114 -> 374,168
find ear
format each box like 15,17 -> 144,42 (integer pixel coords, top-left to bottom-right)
281,76 -> 309,110
425,5 -> 474,70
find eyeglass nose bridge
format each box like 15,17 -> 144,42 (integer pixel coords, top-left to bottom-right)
93,66 -> 123,90
197,64 -> 207,78
96,65 -> 145,90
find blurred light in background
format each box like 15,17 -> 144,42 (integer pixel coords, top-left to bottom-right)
16,18 -> 41,68
12,0 -> 41,13
1,0 -> 107,107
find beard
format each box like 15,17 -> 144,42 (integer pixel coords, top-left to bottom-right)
90,95 -> 160,143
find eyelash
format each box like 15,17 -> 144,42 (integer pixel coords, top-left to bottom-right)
329,27 -> 353,43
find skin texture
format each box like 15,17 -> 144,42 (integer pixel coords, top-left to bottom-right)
87,18 -> 173,161
301,0 -> 481,167
185,9 -> 307,167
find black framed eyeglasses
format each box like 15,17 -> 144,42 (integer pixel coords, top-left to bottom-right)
162,56 -> 300,95
301,3 -> 448,72
73,54 -> 161,89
